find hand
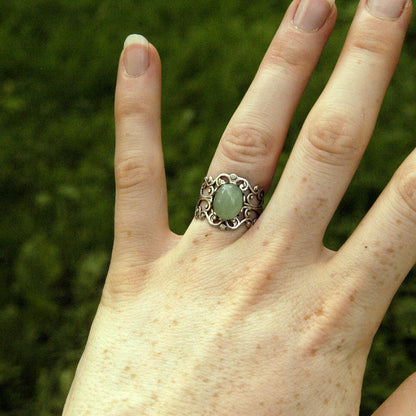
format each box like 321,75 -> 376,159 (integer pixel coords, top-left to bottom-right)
63,0 -> 415,415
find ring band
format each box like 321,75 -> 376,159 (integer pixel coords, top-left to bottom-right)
195,173 -> 265,230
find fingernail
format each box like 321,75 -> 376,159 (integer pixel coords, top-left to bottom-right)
367,0 -> 407,19
123,34 -> 149,77
293,0 -> 334,32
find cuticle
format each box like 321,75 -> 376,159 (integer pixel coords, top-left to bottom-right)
365,0 -> 409,21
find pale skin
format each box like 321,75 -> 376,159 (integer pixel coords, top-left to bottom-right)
63,0 -> 416,415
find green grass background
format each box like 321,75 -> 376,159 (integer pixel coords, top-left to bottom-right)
1,0 -> 416,414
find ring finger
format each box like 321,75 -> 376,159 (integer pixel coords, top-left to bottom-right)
188,0 -> 337,237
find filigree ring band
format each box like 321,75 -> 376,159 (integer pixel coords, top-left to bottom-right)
195,173 -> 265,230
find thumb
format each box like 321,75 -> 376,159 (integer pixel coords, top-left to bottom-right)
372,373 -> 416,416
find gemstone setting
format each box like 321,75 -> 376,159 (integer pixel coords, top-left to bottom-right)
195,173 -> 265,230
213,183 -> 244,220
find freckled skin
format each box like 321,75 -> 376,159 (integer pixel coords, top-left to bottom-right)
65,243 -> 380,415
63,0 -> 416,414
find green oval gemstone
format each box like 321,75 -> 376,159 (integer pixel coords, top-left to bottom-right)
213,183 -> 244,220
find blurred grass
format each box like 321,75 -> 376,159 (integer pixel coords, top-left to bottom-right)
1,0 -> 416,414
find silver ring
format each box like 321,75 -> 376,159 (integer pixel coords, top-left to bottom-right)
195,173 -> 265,230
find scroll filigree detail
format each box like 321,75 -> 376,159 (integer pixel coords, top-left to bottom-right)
195,173 -> 265,230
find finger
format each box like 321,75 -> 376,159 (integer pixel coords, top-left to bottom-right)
209,0 -> 336,189
264,0 -> 412,249
189,0 -> 337,238
113,35 -> 170,260
372,373 -> 416,416
332,150 -> 416,326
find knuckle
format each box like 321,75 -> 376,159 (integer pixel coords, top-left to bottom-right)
115,156 -> 156,191
115,98 -> 157,125
221,122 -> 273,165
303,111 -> 362,166
349,26 -> 393,58
263,35 -> 311,71
101,267 -> 150,307
396,164 -> 416,216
